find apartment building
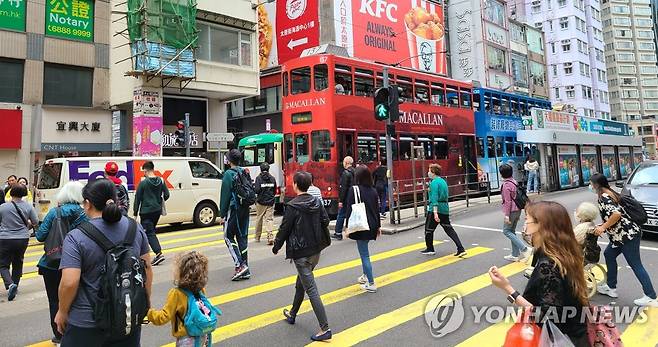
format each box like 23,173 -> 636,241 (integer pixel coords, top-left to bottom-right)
509,19 -> 550,98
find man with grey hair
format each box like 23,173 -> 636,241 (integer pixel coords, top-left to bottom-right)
332,156 -> 354,240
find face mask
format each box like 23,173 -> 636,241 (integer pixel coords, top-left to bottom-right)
588,184 -> 595,193
428,171 -> 435,179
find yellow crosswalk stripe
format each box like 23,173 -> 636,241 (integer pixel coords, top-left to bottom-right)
454,321 -> 513,347
621,307 -> 658,346
307,262 -> 526,346
160,246 -> 494,347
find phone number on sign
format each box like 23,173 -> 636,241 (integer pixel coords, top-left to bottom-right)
47,25 -> 92,38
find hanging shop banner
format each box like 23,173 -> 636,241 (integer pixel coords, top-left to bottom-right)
601,146 -> 618,180
632,147 -> 643,169
0,0 -> 26,31
46,0 -> 94,42
133,87 -> 163,157
557,145 -> 579,189
618,147 -> 632,178
580,146 -> 598,183
334,0 -> 448,74
530,109 -> 629,136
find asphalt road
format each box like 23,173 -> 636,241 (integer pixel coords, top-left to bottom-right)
3,187 -> 658,347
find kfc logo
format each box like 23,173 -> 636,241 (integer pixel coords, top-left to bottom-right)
359,0 -> 398,22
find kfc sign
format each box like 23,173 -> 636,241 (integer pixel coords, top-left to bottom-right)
359,0 -> 399,22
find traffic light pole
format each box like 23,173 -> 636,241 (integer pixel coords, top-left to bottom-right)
184,112 -> 191,157
383,67 -> 395,225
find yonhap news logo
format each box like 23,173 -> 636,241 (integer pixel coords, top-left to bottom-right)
424,292 -> 465,338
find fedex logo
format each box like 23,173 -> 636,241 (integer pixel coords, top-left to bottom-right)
69,160 -> 174,191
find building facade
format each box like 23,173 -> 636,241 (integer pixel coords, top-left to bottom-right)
513,0 -> 611,119
508,19 -> 549,98
0,0 -> 111,181
602,0 -> 658,157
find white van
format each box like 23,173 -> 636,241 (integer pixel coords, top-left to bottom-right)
36,157 -> 223,227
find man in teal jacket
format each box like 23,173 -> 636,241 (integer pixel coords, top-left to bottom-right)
219,149 -> 251,281
422,164 -> 466,257
133,161 -> 169,266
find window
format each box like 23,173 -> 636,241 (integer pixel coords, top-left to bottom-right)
613,18 -> 631,26
615,29 -> 631,38
311,130 -> 331,162
558,0 -> 566,6
616,41 -> 633,49
574,0 -> 585,10
559,17 -> 569,29
595,49 -> 604,62
314,64 -> 328,91
554,87 -> 560,98
532,1 -> 541,13
486,136 -> 496,158
476,137 -> 484,158
636,18 -> 652,27
461,89 -> 472,108
397,76 -> 413,102
619,65 -> 636,74
640,54 -> 656,62
548,20 -> 554,31
592,7 -> 601,20
577,40 -> 588,54
642,78 -> 658,86
434,137 -> 449,159
486,45 -> 506,73
43,64 -> 92,106
484,0 -> 505,26
566,85 -> 575,98
295,133 -> 309,164
552,64 -> 558,76
534,22 -> 543,30
564,62 -> 573,74
597,69 -> 606,81
37,163 -> 63,189
576,18 -> 586,32
399,136 -> 414,160
645,90 -> 658,98
581,86 -> 592,99
0,59 -> 23,103
638,42 -> 655,51
446,86 -> 460,106
612,4 -> 630,13
646,102 -> 658,110
580,62 -> 590,77
244,86 -> 279,114
416,79 -> 430,104
189,161 -> 221,179
530,61 -> 545,86
511,54 -> 529,88
550,42 -> 556,54
354,68 -> 374,96
641,65 -> 658,74
510,22 -> 525,43
593,28 -> 603,41
197,23 -> 252,66
561,39 -> 571,52
637,30 -> 653,39
284,133 -> 293,163
634,7 -> 651,15
282,72 -> 288,96
356,134 -> 378,163
625,102 -> 640,110
334,64 -> 353,95
291,67 -> 311,94
431,82 -> 445,105
418,136 -> 434,159
617,53 -> 635,61
621,77 -> 637,86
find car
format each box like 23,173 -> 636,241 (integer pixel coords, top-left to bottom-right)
616,160 -> 658,235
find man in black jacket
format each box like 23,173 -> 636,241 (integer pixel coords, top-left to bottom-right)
372,160 -> 388,217
333,156 -> 354,240
254,162 -> 277,245
272,171 -> 332,341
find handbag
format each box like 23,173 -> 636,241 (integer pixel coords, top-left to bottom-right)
345,186 -> 370,237
539,320 -> 574,347
503,308 -> 541,347
587,305 -> 624,347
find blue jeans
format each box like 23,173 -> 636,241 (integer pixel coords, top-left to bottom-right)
335,206 -> 346,235
378,187 -> 388,214
357,240 -> 374,284
605,236 -> 656,299
502,211 -> 527,257
527,171 -> 539,192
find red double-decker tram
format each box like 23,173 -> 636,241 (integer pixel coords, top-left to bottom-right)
281,54 -> 476,214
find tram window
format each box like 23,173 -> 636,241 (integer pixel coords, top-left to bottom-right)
378,136 -> 387,161
295,133 -> 309,164
282,72 -> 289,97
460,89 -> 472,108
415,80 -> 430,104
484,96 -> 491,113
446,86 -> 459,107
473,93 -> 481,111
354,68 -> 374,97
434,137 -> 449,159
339,133 -> 354,160
335,64 -> 353,95
397,76 -> 413,102
505,137 -> 515,156
501,98 -> 510,115
510,100 -> 518,115
487,136 -> 496,158
357,133 -> 378,163
311,130 -> 331,162
476,137 -> 485,158
431,83 -> 445,105
284,133 -> 293,163
492,97 -> 501,114
399,136 -> 414,160
515,142 -> 524,156
418,136 -> 433,159
375,71 -> 394,88
291,67 -> 311,94
314,64 -> 328,91
495,136 -> 504,157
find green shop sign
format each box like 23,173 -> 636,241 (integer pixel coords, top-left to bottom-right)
0,0 -> 26,31
46,0 -> 94,42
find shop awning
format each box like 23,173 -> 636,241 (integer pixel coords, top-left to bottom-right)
517,129 -> 642,146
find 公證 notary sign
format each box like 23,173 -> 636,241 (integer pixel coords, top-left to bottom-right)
205,133 -> 235,142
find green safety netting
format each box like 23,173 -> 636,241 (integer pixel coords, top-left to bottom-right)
127,0 -> 198,49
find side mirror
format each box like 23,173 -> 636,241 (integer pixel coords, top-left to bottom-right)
615,181 -> 624,188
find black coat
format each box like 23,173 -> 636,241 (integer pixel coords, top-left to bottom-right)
273,193 -> 331,259
372,166 -> 387,192
338,167 -> 355,203
255,172 -> 277,206
345,185 -> 381,240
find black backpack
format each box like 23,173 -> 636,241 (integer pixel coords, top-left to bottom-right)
506,180 -> 529,210
231,168 -> 256,208
78,219 -> 149,338
44,208 -> 75,266
619,194 -> 648,226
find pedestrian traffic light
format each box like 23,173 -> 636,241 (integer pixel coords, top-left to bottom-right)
374,87 -> 390,121
175,120 -> 186,147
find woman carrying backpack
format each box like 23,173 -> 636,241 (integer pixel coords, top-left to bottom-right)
55,179 -> 153,346
148,251 -> 221,347
590,173 -> 657,307
499,164 -> 532,262
36,181 -> 87,345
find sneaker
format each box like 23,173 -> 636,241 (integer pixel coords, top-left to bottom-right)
151,253 -> 165,266
454,250 -> 467,258
597,284 -> 619,298
361,282 -> 378,293
420,249 -> 436,255
519,248 -> 533,262
504,255 -> 519,262
357,274 -> 368,284
633,295 -> 658,307
231,265 -> 249,281
283,309 -> 296,324
310,329 -> 332,341
51,337 -> 62,345
267,240 -> 274,246
331,233 -> 343,240
240,269 -> 251,280
255,238 -> 261,243
7,283 -> 17,301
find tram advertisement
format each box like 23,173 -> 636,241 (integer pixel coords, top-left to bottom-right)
580,146 -> 598,183
557,145 -> 579,189
633,147 -> 643,169
618,147 -> 632,178
601,146 -> 618,180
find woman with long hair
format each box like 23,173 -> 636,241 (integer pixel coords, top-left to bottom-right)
590,173 -> 657,306
489,201 -> 589,346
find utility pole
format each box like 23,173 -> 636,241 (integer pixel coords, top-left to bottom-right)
383,66 -> 395,225
184,112 -> 191,157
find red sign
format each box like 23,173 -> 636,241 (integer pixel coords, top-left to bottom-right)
334,0 -> 447,75
0,109 -> 22,149
275,0 -> 320,65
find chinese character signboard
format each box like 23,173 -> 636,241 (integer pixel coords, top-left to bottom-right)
46,0 -> 94,42
132,87 -> 163,156
0,0 -> 26,31
530,108 -> 629,136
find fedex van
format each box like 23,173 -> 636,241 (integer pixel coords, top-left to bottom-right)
36,157 -> 223,227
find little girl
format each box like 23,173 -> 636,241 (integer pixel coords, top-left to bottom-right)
148,251 -> 220,347
574,202 -> 601,264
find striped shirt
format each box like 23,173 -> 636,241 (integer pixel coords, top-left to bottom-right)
307,185 -> 323,204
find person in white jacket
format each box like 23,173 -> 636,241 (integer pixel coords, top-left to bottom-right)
524,157 -> 540,193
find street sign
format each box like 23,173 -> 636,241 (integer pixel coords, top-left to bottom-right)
205,132 -> 235,142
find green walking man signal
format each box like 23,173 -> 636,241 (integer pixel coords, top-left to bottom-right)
373,85 -> 401,121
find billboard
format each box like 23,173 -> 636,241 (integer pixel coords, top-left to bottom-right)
46,0 -> 94,42
601,146 -> 618,180
580,146 -> 598,183
557,145 -> 579,189
0,0 -> 26,31
618,147 -> 632,178
530,109 -> 630,136
334,0 -> 448,74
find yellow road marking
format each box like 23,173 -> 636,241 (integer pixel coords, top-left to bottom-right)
160,246 -> 494,347
25,341 -> 54,347
454,321 -> 514,347
621,307 -> 658,346
308,262 -> 526,347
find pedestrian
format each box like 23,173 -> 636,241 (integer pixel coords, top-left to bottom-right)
56,179 -> 153,346
524,156 -> 539,193
345,166 -> 380,293
273,171 -> 332,341
104,161 -> 130,216
590,173 -> 657,306
148,251 -> 221,347
573,202 -> 601,265
333,156 -> 355,240
4,177 -> 33,204
307,173 -> 323,204
219,149 -> 251,281
0,183 -> 38,301
372,159 -> 388,218
499,164 -> 532,262
254,162 -> 277,245
2,175 -> 17,197
133,161 -> 169,266
36,181 -> 87,344
489,201 -> 590,346
422,164 -> 466,257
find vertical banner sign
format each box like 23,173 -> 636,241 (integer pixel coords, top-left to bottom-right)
335,0 -> 448,74
275,0 -> 320,64
46,0 -> 94,42
132,87 -> 163,157
579,146 -> 598,183
0,0 -> 26,31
